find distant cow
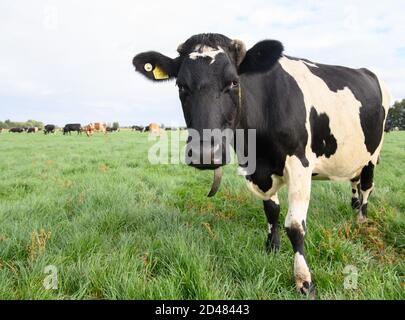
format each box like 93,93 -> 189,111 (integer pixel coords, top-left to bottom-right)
164,126 -> 178,131
27,127 -> 39,133
148,123 -> 161,136
63,123 -> 82,135
84,123 -> 95,137
106,127 -> 119,133
94,122 -> 107,133
132,125 -> 145,132
44,124 -> 56,135
0,128 -> 3,133
9,127 -> 24,133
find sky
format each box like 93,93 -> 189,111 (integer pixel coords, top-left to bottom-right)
0,0 -> 404,127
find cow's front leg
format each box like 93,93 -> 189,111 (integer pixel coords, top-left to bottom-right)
263,194 -> 280,252
284,158 -> 315,296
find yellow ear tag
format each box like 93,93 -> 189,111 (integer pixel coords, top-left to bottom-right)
153,66 -> 169,80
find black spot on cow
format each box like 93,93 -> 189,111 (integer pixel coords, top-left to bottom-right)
305,64 -> 385,155
309,107 -> 337,158
360,161 -> 374,191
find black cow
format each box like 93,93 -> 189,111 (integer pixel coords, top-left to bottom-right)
133,33 -> 389,296
9,127 -> 24,133
27,127 -> 38,133
63,123 -> 82,135
132,125 -> 145,132
106,127 -> 119,133
44,124 -> 56,135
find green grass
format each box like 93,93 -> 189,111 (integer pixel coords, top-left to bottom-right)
0,130 -> 404,300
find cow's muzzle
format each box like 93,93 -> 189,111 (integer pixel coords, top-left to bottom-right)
186,139 -> 230,169
185,139 -> 230,197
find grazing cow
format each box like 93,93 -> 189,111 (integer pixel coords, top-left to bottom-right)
106,126 -> 119,133
84,123 -> 95,137
147,123 -> 161,136
133,33 -> 390,296
132,125 -> 145,132
94,122 -> 107,133
9,127 -> 24,133
63,123 -> 82,135
27,127 -> 39,133
44,124 -> 56,135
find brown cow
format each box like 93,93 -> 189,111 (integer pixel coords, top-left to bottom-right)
84,123 -> 95,137
148,123 -> 161,136
94,122 -> 106,133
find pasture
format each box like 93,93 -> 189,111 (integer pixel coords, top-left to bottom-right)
0,130 -> 404,299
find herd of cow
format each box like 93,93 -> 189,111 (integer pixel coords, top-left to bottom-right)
1,123 -> 186,136
61,123 -> 119,136
2,126 -> 50,134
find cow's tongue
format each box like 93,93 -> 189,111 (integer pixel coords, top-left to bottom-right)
207,167 -> 222,197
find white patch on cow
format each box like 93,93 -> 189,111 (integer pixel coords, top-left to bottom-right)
189,45 -> 225,64
268,224 -> 273,234
283,155 -> 312,235
244,174 -> 284,201
270,193 -> 279,205
294,252 -> 311,290
360,183 -> 374,205
279,56 -> 380,181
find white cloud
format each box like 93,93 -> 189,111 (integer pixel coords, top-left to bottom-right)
0,0 -> 404,125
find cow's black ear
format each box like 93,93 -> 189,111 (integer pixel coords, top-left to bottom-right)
132,51 -> 179,81
238,40 -> 284,75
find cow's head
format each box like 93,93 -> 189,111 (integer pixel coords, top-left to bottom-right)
133,34 -> 283,194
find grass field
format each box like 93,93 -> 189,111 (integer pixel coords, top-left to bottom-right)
0,130 -> 404,300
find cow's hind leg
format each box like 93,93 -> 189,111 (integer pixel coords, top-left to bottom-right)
264,194 -> 280,252
350,177 -> 361,210
358,161 -> 375,223
284,157 -> 315,297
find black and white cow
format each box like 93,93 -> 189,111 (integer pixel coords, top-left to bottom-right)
132,33 -> 389,296
44,124 -> 56,135
132,125 -> 145,132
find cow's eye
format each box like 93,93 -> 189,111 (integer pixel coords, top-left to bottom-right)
224,80 -> 239,93
231,80 -> 239,88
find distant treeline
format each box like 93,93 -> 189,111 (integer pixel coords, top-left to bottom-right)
0,119 -> 44,129
386,99 -> 405,131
